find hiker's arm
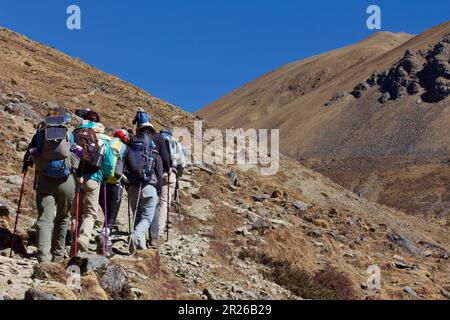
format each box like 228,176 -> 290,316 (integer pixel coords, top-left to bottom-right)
22,133 -> 37,173
157,135 -> 171,174
155,154 -> 163,196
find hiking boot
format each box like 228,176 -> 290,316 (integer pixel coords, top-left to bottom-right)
129,236 -> 137,255
149,238 -> 160,249
96,235 -> 114,257
77,236 -> 90,253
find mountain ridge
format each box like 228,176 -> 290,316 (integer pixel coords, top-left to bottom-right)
197,21 -> 450,217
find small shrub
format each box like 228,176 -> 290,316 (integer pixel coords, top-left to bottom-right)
239,249 -> 337,300
313,268 -> 356,300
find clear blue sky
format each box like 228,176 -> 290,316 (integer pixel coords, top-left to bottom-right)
0,1 -> 448,112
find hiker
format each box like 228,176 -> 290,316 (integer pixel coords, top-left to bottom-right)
72,111 -> 114,253
22,111 -> 77,263
149,128 -> 186,248
75,108 -> 91,120
125,110 -> 171,253
97,129 -> 129,256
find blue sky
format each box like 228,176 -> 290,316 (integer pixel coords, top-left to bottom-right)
0,1 -> 448,112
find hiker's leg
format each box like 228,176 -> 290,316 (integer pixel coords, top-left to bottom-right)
133,185 -> 158,249
158,173 -> 177,237
150,203 -> 161,240
107,183 -> 123,228
78,179 -> 101,248
36,190 -> 56,263
128,185 -> 140,227
51,175 -> 76,262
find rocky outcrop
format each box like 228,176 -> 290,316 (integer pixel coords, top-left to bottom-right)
352,34 -> 450,103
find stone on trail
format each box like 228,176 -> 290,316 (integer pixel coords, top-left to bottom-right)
68,252 -> 110,275
202,288 -> 217,300
24,283 -> 77,301
99,264 -> 131,300
404,287 -> 417,299
6,175 -> 23,186
0,202 -> 10,217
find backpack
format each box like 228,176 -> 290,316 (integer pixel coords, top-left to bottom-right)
106,137 -> 127,184
74,127 -> 105,174
34,116 -> 73,178
161,131 -> 187,174
132,111 -> 151,125
126,133 -> 157,185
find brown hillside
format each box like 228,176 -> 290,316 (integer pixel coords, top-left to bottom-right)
198,21 -> 450,216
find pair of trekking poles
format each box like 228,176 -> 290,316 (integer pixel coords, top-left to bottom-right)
72,179 -> 109,257
126,172 -> 181,250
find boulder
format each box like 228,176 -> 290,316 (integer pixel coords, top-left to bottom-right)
407,81 -> 421,95
0,202 -> 10,217
307,229 -> 322,238
68,252 -> 110,275
16,141 -> 29,152
251,194 -> 270,202
31,262 -> 67,282
251,218 -> 271,231
291,200 -> 311,211
379,92 -> 391,104
81,273 -> 109,300
6,175 -> 23,186
391,83 -> 407,99
4,102 -> 40,121
441,288 -> 450,299
351,83 -> 369,98
394,261 -> 416,270
367,73 -> 378,86
24,283 -> 77,301
99,264 -> 131,300
271,189 -> 283,199
202,288 -> 217,300
227,171 -> 238,187
388,233 -> 421,255
404,287 -> 417,299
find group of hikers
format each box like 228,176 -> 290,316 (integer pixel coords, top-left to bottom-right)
19,108 -> 186,263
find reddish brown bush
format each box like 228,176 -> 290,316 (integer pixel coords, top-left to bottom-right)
313,268 -> 356,300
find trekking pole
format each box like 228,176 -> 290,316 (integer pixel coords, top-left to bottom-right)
128,183 -> 142,249
166,173 -> 171,242
127,191 -> 131,235
10,169 -> 28,258
73,181 -> 81,256
103,183 -> 109,256
175,179 -> 182,225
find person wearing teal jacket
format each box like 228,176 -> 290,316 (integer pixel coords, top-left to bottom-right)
73,112 -> 114,253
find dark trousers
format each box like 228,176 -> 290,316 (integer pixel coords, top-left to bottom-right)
99,183 -> 123,228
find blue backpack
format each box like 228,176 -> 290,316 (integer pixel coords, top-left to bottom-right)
126,133 -> 157,185
133,111 -> 151,126
34,116 -> 73,178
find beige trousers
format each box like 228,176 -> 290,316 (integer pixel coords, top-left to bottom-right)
73,179 -> 102,246
150,173 -> 177,239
